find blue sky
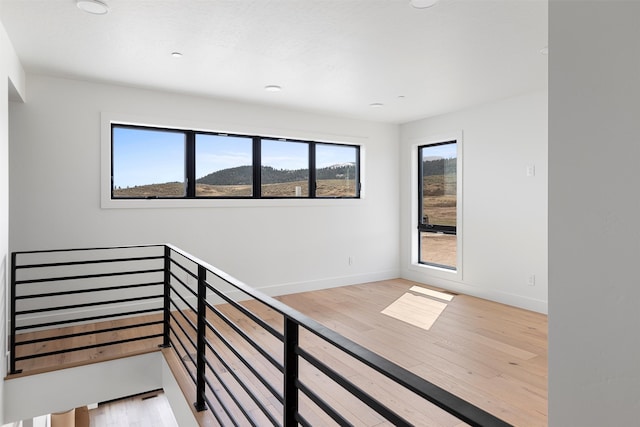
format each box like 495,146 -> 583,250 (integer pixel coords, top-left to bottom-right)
422,142 -> 457,160
260,139 -> 308,171
196,134 -> 252,179
316,144 -> 356,168
112,127 -> 185,188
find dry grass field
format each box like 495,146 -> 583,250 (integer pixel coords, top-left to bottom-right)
196,183 -> 252,197
113,182 -> 185,198
113,179 -> 357,198
422,175 -> 457,226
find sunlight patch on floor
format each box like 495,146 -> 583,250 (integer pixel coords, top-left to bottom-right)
409,285 -> 455,301
381,292 -> 448,330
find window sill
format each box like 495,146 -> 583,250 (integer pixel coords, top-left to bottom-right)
101,197 -> 364,209
408,262 -> 461,281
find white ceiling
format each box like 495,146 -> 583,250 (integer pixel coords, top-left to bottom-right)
0,0 -> 547,124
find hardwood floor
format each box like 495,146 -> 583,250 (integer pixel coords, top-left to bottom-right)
276,279 -> 548,426
89,391 -> 178,427
10,279 -> 548,427
10,313 -> 164,376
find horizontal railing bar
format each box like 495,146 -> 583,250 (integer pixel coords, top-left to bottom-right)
169,271 -> 197,298
169,328 -> 196,367
16,281 -> 163,300
15,320 -> 163,346
296,412 -> 311,427
203,367 -> 250,427
14,333 -> 163,362
15,269 -> 163,285
205,280 -> 284,341
169,257 -> 198,281
296,379 -> 352,427
203,324 -> 284,406
15,308 -> 162,331
204,299 -> 283,373
169,312 -> 198,351
203,337 -> 281,427
14,255 -> 164,270
12,244 -> 164,257
203,395 -> 227,427
168,333 -> 197,385
298,347 -> 410,426
205,319 -> 284,373
16,295 -> 163,315
169,287 -> 197,315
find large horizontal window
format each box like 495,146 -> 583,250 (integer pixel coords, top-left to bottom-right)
111,124 -> 361,199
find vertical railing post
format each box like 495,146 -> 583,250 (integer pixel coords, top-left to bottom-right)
9,252 -> 19,374
283,317 -> 299,426
161,245 -> 171,348
194,264 -> 207,412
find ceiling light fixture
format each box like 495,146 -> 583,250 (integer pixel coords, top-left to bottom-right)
171,52 -> 183,58
369,103 -> 384,108
264,85 -> 282,92
76,0 -> 110,15
410,0 -> 439,9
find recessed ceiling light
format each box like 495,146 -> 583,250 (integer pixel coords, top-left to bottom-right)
540,46 -> 549,55
410,0 -> 439,9
370,103 -> 384,108
264,85 -> 282,92
171,52 -> 183,58
77,0 -> 109,15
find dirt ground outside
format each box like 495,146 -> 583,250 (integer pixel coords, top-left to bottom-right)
420,232 -> 457,268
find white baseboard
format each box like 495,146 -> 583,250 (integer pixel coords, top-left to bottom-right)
243,269 -> 400,298
401,270 -> 548,314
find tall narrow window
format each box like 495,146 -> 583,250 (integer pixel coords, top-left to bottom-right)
112,126 -> 186,198
260,139 -> 309,197
418,141 -> 457,269
315,143 -> 359,198
195,134 -> 253,197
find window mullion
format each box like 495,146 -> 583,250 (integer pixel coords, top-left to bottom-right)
417,146 -> 424,228
185,131 -> 196,198
253,137 -> 261,198
309,142 -> 316,198
356,145 -> 362,197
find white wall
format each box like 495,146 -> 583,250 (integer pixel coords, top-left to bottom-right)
0,14 -> 26,424
8,75 -> 399,300
399,90 -> 548,313
549,1 -> 640,425
3,353 -> 163,424
4,352 -> 197,426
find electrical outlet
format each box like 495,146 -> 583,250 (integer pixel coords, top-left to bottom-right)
527,274 -> 536,286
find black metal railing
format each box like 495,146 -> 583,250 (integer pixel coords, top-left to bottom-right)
10,245 -> 166,375
10,244 -> 512,427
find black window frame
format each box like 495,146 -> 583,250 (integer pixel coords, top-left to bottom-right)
111,123 -> 361,200
417,140 -> 458,269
